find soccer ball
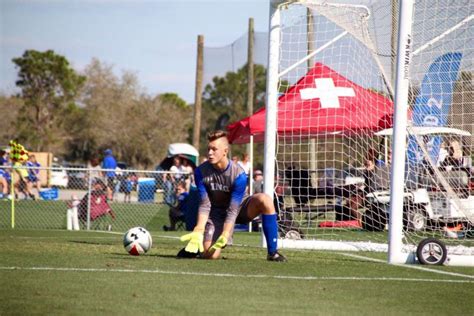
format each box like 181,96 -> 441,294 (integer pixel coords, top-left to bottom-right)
123,227 -> 152,256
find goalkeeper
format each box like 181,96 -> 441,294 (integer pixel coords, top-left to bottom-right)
179,130 -> 286,262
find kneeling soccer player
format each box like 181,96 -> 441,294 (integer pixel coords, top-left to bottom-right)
179,130 -> 286,262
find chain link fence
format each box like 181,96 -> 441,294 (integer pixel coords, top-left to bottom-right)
0,165 -> 196,232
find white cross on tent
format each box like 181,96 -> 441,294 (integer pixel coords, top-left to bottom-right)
300,78 -> 355,108
227,63 -> 394,144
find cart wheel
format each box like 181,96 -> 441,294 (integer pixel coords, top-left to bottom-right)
285,229 -> 303,240
416,238 -> 447,265
407,207 -> 426,231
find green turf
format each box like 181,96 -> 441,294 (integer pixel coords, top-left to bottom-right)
0,229 -> 473,315
0,200 -> 169,231
3,199 -> 472,250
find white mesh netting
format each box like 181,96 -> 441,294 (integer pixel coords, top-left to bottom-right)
271,0 -> 473,258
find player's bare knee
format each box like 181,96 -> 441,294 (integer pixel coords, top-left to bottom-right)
253,193 -> 275,215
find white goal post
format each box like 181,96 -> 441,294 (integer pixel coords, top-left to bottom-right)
264,0 -> 474,266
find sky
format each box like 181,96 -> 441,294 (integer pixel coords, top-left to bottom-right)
0,0 -> 271,103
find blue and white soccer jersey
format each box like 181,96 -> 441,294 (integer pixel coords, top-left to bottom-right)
195,161 -> 249,243
0,168 -> 9,199
0,168 -> 11,181
26,161 -> 40,182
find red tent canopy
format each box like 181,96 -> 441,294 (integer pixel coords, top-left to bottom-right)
227,63 -> 394,144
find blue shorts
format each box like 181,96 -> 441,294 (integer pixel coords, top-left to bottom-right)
28,176 -> 38,183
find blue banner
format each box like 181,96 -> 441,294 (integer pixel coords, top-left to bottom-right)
407,52 -> 462,165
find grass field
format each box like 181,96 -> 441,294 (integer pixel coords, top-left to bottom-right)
0,199 -> 169,231
0,228 -> 473,315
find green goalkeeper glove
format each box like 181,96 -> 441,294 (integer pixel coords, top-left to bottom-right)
210,235 -> 228,252
180,231 -> 204,253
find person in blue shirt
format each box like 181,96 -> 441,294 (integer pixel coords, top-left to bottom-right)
179,130 -> 286,262
26,154 -> 41,200
163,181 -> 189,231
0,167 -> 11,199
0,149 -> 9,166
122,172 -> 136,203
102,149 -> 117,200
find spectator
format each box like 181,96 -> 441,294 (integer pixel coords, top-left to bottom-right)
87,157 -> 103,184
181,158 -> 194,190
331,192 -> 363,223
0,149 -> 9,166
101,149 -> 117,200
0,166 -> 11,199
163,181 -> 189,231
437,144 -> 449,167
169,156 -> 186,184
440,143 -> 463,168
114,164 -> 124,196
363,148 -> 377,193
26,154 -> 41,199
237,153 -> 251,175
231,156 -> 239,164
78,179 -> 116,230
347,194 -> 363,223
163,173 -> 176,207
285,165 -> 315,206
252,169 -> 284,219
253,169 -> 264,194
123,172 -> 137,203
250,170 -> 264,230
376,149 -> 391,167
13,161 -> 32,200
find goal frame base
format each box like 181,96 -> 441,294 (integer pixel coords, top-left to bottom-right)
278,239 -> 474,266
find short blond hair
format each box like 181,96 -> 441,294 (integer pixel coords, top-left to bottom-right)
207,130 -> 228,142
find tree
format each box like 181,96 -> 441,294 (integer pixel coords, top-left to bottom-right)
0,95 -> 23,146
203,63 -> 267,113
70,59 -> 192,168
200,64 -> 288,161
12,50 -> 86,153
158,93 -> 188,108
200,64 -> 267,152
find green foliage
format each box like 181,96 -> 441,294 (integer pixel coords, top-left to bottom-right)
203,63 -> 267,110
200,63 -> 267,156
7,53 -> 194,167
200,64 -> 288,164
66,59 -> 192,168
158,93 -> 188,108
12,50 -> 86,153
0,95 -> 23,146
6,50 -> 286,167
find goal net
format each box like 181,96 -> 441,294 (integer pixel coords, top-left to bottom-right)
267,0 -> 473,265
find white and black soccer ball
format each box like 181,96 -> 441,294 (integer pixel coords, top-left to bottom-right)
123,227 -> 152,256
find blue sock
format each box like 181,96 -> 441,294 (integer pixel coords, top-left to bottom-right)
262,213 -> 278,255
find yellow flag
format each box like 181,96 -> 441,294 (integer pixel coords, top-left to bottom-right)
9,140 -> 29,163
